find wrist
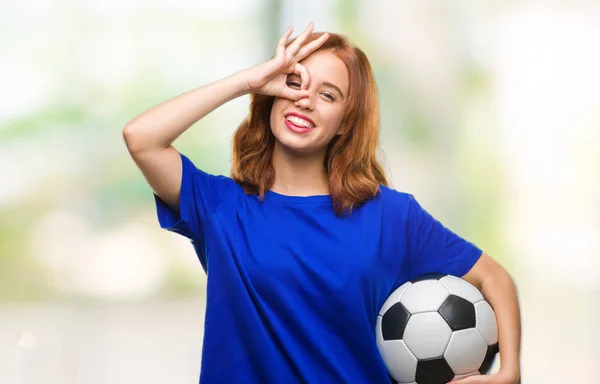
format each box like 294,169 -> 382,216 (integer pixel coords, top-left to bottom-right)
227,69 -> 253,97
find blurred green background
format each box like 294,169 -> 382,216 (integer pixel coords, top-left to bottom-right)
1,0 -> 598,383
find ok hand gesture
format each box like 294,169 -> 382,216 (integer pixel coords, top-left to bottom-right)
243,22 -> 329,100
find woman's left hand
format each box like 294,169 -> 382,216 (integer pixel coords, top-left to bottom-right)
448,371 -> 520,384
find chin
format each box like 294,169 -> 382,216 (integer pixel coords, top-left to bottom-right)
273,131 -> 322,155
276,138 -> 318,155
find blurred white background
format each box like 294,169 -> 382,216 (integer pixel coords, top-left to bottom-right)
1,0 -> 598,383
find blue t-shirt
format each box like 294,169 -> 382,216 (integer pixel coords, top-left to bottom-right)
154,153 -> 482,384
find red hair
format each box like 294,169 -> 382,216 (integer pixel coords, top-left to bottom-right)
231,32 -> 388,216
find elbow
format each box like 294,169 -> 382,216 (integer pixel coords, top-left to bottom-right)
122,123 -> 146,154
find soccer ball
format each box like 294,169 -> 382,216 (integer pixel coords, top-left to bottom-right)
376,274 -> 499,384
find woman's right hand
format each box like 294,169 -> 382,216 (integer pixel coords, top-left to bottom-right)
243,22 -> 329,100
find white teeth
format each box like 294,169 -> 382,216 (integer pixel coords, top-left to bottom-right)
286,115 -> 314,128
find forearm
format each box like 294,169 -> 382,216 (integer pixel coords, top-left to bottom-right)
480,267 -> 522,380
123,70 -> 250,153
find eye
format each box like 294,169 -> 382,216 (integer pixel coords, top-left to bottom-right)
321,92 -> 336,102
286,81 -> 301,88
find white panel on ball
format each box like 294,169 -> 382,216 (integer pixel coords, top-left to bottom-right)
439,275 -> 484,303
400,280 -> 449,313
381,339 -> 418,383
379,282 -> 412,315
475,301 -> 499,344
444,328 -> 488,374
403,312 -> 452,360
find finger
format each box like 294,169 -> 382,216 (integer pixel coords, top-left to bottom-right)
286,22 -> 315,58
293,63 -> 310,90
275,26 -> 294,58
296,32 -> 329,61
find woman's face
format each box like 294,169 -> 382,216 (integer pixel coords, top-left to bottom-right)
270,50 -> 350,155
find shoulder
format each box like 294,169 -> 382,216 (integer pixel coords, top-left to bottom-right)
376,185 -> 415,210
181,153 -> 239,187
355,185 -> 417,222
179,153 -> 245,209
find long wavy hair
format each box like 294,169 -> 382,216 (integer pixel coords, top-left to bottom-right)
231,32 -> 388,216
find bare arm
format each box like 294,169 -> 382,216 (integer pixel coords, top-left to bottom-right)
122,72 -> 249,210
452,253 -> 522,384
123,73 -> 249,154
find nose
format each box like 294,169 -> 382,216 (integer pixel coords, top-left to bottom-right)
294,92 -> 315,110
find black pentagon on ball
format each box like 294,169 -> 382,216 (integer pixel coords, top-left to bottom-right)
409,273 -> 447,283
438,294 -> 476,331
415,358 -> 455,384
382,302 -> 411,340
479,343 -> 499,374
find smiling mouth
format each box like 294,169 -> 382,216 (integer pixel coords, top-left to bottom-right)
284,117 -> 314,134
285,115 -> 315,129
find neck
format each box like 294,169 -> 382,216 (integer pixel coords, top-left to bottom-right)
270,143 -> 329,196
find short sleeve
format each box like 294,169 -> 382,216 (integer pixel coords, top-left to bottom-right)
154,152 -> 234,239
405,194 -> 482,280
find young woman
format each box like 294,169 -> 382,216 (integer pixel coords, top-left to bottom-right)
123,23 -> 521,384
